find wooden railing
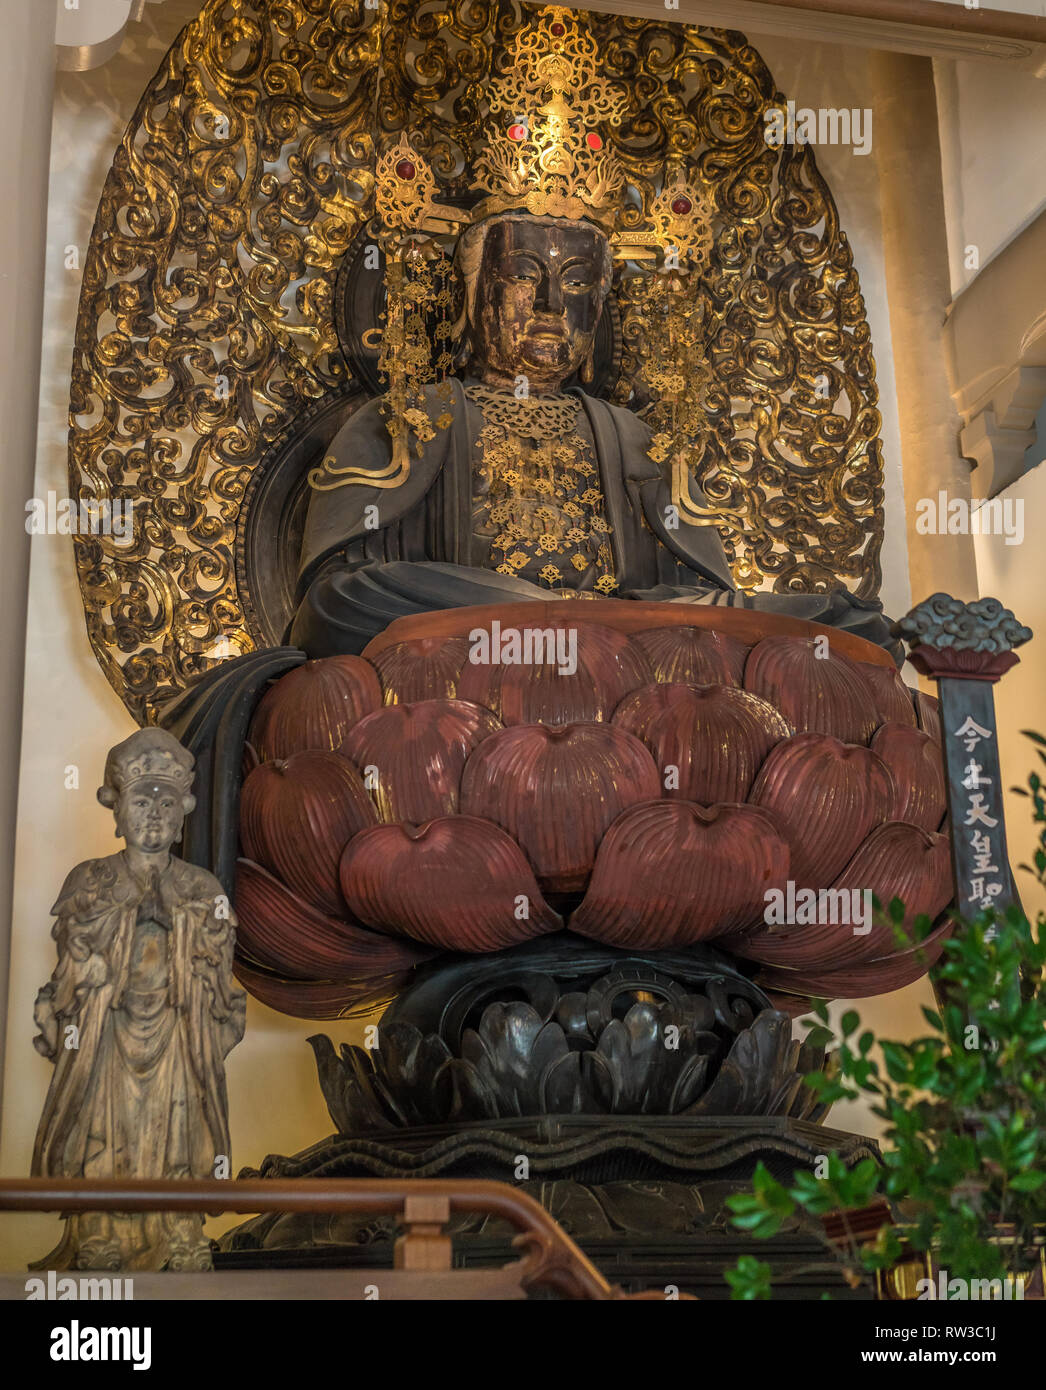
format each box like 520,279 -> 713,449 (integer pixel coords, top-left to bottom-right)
0,1177 -> 678,1300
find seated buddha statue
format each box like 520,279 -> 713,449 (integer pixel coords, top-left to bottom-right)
160,14 -> 898,889
288,210 -> 896,660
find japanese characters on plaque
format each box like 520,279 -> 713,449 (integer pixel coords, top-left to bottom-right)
954,715 -> 1004,916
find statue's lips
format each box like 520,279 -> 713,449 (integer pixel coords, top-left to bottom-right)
522,326 -> 570,366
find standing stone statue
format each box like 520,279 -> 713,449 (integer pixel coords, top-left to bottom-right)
30,728 -> 246,1271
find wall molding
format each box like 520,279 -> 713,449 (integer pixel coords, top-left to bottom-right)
945,209 -> 1046,497
574,0 -> 1046,74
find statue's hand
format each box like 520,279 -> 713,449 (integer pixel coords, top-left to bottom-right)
81,952 -> 109,989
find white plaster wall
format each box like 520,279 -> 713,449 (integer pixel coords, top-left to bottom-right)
936,55 -> 1046,296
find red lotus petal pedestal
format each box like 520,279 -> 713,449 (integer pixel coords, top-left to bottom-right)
340,698 -> 501,823
571,801 -> 790,948
339,816 -> 562,950
239,749 -> 378,917
748,733 -> 896,888
459,721 -> 661,891
612,682 -> 791,804
232,599 -> 955,1019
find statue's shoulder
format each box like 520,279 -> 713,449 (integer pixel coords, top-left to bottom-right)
330,383 -> 460,443
169,856 -> 227,905
51,853 -> 128,916
577,393 -> 657,477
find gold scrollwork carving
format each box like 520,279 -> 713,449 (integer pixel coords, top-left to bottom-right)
69,0 -> 883,721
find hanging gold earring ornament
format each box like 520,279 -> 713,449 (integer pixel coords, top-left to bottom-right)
376,238 -> 455,482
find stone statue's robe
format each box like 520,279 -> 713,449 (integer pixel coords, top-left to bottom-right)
289,379 -> 897,659
31,851 -> 246,1270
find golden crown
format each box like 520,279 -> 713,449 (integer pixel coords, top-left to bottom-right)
376,6 -> 715,266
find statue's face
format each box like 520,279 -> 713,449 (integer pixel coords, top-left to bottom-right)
117,778 -> 185,854
470,217 -> 607,392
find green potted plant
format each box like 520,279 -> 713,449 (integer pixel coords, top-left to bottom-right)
725,735 -> 1046,1301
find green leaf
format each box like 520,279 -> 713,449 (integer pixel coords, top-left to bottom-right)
804,1024 -> 835,1049
1008,1172 -> 1046,1192
725,1256 -> 774,1301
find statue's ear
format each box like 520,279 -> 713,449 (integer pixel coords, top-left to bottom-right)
97,785 -> 117,809
182,794 -> 196,816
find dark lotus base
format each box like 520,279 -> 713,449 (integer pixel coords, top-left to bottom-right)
216,1115 -> 879,1299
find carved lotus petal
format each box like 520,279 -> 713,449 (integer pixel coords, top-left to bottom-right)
455,621 -> 653,725
871,723 -> 947,832
743,636 -> 880,744
612,682 -> 791,803
858,661 -> 917,729
913,689 -> 943,744
239,750 -> 378,916
733,822 -> 953,970
461,1003 -> 570,1114
828,821 -> 952,956
748,733 -> 896,888
234,858 -> 427,980
633,625 -> 749,687
757,919 -> 953,1000
248,655 -> 382,761
232,957 -> 408,1021
459,723 -> 662,890
340,699 -> 502,823
684,1011 -> 798,1117
370,636 -> 470,705
571,801 -> 790,948
338,816 -> 562,951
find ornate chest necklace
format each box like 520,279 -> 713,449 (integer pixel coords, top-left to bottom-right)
466,385 -> 617,595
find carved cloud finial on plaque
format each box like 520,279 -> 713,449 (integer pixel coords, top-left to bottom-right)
893,593 -> 1032,682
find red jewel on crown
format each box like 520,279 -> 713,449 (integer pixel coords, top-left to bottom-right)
586,132 -> 603,151
507,124 -> 528,141
550,21 -> 566,36
671,195 -> 693,215
395,159 -> 417,180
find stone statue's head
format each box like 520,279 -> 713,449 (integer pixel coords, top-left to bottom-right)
455,212 -> 612,394
98,728 -> 196,854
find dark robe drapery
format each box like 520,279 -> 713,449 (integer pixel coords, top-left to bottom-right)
289,379 -> 897,660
